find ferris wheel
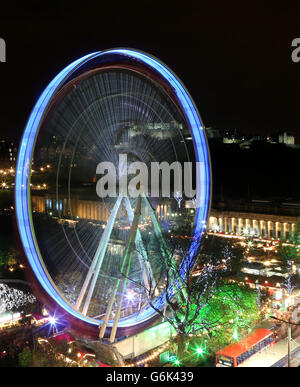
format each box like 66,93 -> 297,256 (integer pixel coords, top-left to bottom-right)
15,49 -> 211,340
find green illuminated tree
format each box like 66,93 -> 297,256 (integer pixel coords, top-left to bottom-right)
18,347 -> 33,367
182,282 -> 261,365
196,281 -> 261,333
128,233 -> 235,360
0,253 -> 5,272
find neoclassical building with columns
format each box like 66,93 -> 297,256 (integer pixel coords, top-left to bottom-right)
208,208 -> 297,240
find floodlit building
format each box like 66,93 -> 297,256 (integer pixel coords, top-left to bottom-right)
278,131 -> 295,145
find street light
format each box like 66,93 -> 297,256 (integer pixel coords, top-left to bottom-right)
48,315 -> 58,335
271,315 -> 300,367
49,316 -> 56,325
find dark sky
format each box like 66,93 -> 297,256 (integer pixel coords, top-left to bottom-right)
1,1 -> 300,142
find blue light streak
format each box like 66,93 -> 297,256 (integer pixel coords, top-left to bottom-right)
15,49 -> 211,329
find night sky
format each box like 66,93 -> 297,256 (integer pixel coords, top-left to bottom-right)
1,1 -> 300,141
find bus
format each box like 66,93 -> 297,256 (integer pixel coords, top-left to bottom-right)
216,328 -> 275,367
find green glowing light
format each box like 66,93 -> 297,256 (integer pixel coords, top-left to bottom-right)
196,347 -> 204,355
233,328 -> 238,340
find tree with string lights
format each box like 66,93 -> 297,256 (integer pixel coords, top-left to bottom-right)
173,190 -> 183,209
277,217 -> 300,310
179,280 -> 261,366
0,283 -> 36,314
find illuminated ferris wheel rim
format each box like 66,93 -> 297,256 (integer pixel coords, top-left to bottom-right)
15,48 -> 211,329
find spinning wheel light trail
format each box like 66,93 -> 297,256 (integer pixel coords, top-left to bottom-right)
15,48 -> 211,338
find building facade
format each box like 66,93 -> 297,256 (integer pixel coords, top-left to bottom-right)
208,208 -> 297,240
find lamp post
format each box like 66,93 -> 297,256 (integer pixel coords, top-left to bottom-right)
288,319 -> 291,368
271,315 -> 300,367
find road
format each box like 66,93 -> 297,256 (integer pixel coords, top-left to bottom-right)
239,336 -> 300,367
271,342 -> 300,367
